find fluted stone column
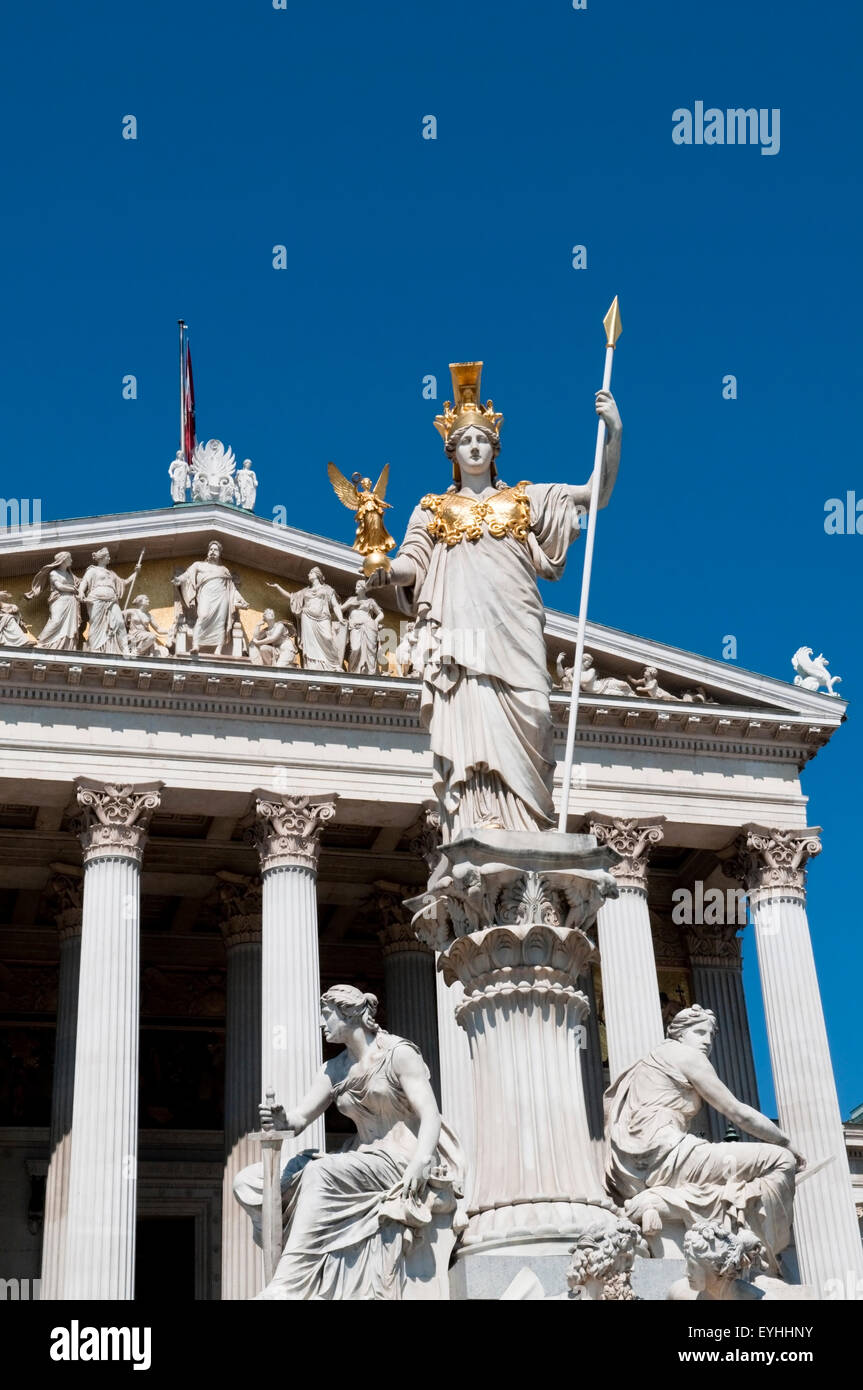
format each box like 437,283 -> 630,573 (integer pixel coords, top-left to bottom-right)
589,816 -> 665,1082
253,793 -> 337,1162
217,873 -> 262,1300
729,825 -> 863,1296
40,867 -> 84,1299
376,889 -> 441,1102
408,810 -> 475,1176
63,779 -> 162,1300
410,829 -> 620,1278
685,921 -> 759,1141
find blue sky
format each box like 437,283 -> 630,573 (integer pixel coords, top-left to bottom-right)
0,0 -> 860,1116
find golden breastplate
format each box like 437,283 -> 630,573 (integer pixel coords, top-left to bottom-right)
420,482 -> 532,547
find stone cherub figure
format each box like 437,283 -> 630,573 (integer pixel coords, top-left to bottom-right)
233,984 -> 463,1300
605,1004 -> 803,1276
366,360 -> 621,838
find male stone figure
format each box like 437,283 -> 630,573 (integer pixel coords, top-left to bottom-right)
605,1004 -> 802,1275
169,450 -> 190,504
234,459 -> 258,510
173,541 -> 249,656
78,548 -> 140,656
267,569 -> 346,671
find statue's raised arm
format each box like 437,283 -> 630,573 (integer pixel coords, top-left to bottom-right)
368,360 -> 622,841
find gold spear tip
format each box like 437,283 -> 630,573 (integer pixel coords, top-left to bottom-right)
603,295 -> 622,348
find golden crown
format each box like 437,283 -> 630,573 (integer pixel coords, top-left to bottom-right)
433,362 -> 504,443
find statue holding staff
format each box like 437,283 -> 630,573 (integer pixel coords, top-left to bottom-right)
78,547 -> 141,656
367,360 -> 621,839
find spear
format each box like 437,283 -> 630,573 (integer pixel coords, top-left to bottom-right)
557,297 -> 622,832
122,549 -> 146,613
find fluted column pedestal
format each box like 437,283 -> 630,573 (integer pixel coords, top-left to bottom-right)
410,828 -> 620,1280
63,779 -> 161,1300
217,874 -> 262,1300
685,923 -> 759,1141
589,816 -> 665,1082
730,826 -> 863,1297
377,894 -> 440,1101
253,793 -> 336,1163
40,868 -> 84,1299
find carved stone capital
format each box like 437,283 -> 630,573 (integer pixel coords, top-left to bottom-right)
47,863 -> 84,940
252,792 -> 337,873
216,871 -> 262,947
75,778 -> 163,865
442,921 -> 594,1020
373,886 -> 431,957
408,807 -> 443,876
587,815 -> 665,892
684,922 -> 742,968
725,825 -> 822,904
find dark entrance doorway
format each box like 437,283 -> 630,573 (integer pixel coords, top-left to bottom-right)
135,1216 -> 196,1300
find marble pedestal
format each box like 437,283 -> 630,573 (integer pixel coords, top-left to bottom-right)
408,827 -> 621,1285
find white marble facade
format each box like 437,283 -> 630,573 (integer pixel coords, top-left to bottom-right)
0,504 -> 858,1301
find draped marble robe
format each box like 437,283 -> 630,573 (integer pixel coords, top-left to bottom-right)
175,558 -> 246,653
395,482 -> 581,837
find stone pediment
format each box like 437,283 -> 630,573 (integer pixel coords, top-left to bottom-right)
0,504 -> 847,734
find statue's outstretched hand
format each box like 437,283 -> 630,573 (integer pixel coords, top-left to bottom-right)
595,390 -> 622,435
791,1148 -> 807,1173
366,556 -> 416,591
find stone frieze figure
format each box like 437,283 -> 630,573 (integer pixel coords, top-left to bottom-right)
24,551 -> 81,651
125,594 -> 172,658
341,578 -> 384,674
248,608 -> 299,668
0,592 -> 35,648
172,540 -> 249,656
604,1004 -> 802,1276
233,984 -> 463,1300
78,547 -> 141,656
268,569 -> 346,671
368,361 -> 621,838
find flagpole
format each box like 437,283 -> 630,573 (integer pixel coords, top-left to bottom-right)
178,320 -> 186,459
557,297 -> 622,832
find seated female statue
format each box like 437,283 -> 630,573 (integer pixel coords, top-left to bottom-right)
234,984 -> 463,1300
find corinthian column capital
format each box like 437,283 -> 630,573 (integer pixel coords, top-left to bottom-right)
373,885 -> 431,957
252,792 -> 338,873
47,862 -> 85,940
726,824 -> 822,904
74,778 -> 163,864
587,814 -> 665,892
684,921 -> 742,968
216,871 -> 262,947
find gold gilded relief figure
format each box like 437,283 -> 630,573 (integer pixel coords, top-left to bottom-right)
327,462 -> 396,577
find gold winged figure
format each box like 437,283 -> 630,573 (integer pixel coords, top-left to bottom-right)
327,461 -> 396,576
